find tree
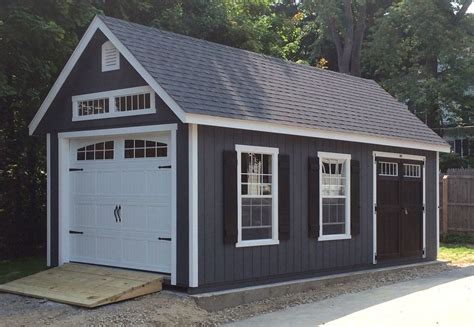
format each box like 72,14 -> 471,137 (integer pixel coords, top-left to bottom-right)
363,0 -> 473,129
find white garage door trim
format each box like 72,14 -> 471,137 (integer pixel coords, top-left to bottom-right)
57,124 -> 177,285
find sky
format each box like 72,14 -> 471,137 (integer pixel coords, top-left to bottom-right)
468,4 -> 474,13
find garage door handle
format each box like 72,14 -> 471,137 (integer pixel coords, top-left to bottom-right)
114,205 -> 118,222
158,237 -> 172,241
117,205 -> 122,222
69,230 -> 83,235
158,165 -> 172,169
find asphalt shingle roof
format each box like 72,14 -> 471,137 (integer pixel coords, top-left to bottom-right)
100,15 -> 446,147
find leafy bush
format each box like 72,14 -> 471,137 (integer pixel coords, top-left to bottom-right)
441,233 -> 474,245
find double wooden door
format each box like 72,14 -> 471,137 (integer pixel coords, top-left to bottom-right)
376,158 -> 424,261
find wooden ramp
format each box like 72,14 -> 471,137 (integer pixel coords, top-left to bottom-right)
0,263 -> 164,308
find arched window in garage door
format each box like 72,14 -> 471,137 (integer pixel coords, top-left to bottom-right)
76,141 -> 114,160
124,139 -> 168,159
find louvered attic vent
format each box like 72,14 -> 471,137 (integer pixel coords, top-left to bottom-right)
101,41 -> 120,72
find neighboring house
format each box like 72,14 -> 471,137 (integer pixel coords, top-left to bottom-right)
440,125 -> 474,159
29,16 -> 450,292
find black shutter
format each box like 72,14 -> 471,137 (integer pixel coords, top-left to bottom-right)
278,154 -> 290,240
223,151 -> 238,244
308,157 -> 319,238
350,159 -> 361,236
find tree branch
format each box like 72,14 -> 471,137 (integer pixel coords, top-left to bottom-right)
454,0 -> 472,23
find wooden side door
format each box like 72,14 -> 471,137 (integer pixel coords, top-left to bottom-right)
400,161 -> 424,258
376,158 -> 424,261
376,159 -> 401,260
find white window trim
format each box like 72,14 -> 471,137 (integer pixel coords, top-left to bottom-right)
318,152 -> 351,241
235,144 -> 279,248
72,86 -> 156,121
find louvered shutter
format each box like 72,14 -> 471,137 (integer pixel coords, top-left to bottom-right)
223,151 -> 238,244
350,160 -> 361,236
278,154 -> 290,240
308,157 -> 320,238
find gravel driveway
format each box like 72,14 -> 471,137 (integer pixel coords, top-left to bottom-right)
0,263 -> 455,326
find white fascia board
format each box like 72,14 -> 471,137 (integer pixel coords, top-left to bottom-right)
29,16 -> 187,135
185,113 -> 451,153
58,123 -> 177,139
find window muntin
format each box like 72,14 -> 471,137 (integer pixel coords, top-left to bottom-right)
115,93 -> 151,112
318,152 -> 351,240
78,98 -> 109,117
72,86 -> 155,121
77,141 -> 114,161
378,161 -> 398,176
403,163 -> 421,178
124,139 -> 167,159
236,145 -> 279,247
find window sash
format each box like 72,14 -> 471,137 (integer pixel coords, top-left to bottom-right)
236,145 -> 279,247
318,152 -> 351,241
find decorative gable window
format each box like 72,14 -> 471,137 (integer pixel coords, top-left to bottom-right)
101,41 -> 120,72
72,86 -> 156,121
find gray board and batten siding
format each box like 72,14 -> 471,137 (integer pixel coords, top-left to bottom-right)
35,30 -> 190,287
196,125 -> 437,291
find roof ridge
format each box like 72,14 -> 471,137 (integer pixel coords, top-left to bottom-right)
98,15 -> 375,85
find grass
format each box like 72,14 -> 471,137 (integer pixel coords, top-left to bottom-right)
439,243 -> 474,267
0,257 -> 47,284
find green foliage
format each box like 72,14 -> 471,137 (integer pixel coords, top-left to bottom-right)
439,153 -> 469,172
363,0 -> 474,128
442,233 -> 474,245
0,257 -> 46,284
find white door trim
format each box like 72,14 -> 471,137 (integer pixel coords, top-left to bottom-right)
57,124 -> 178,285
372,151 -> 427,264
436,152 -> 440,257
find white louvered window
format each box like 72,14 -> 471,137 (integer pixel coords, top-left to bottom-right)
101,41 -> 120,72
403,164 -> 421,178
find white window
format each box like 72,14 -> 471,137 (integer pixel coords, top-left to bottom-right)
76,141 -> 114,161
378,161 -> 398,176
72,86 -> 156,121
101,41 -> 120,72
318,152 -> 351,241
236,145 -> 279,247
403,163 -> 421,178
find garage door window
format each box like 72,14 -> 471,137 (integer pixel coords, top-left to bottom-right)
77,141 -> 114,160
124,140 -> 168,158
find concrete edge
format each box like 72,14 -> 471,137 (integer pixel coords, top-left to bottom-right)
192,261 -> 447,312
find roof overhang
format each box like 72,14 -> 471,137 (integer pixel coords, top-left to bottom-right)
184,113 -> 451,153
28,16 -> 187,135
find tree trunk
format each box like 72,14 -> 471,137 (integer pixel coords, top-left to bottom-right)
350,1 -> 367,76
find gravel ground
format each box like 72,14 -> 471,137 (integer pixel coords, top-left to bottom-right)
0,263 -> 455,326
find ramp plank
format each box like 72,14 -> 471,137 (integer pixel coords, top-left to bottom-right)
0,263 -> 164,308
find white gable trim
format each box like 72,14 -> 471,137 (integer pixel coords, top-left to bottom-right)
184,113 -> 451,153
28,16 -> 186,135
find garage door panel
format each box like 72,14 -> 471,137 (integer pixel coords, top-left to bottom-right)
97,170 -> 122,195
75,172 -> 96,194
96,204 -> 120,229
97,237 -> 122,262
147,206 -> 171,232
121,205 -> 148,230
123,239 -> 147,264
72,235 -> 96,259
148,241 -> 171,273
122,170 -> 147,195
73,203 -> 96,227
147,170 -> 171,195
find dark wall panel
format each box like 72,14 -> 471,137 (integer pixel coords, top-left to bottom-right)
197,125 -> 438,289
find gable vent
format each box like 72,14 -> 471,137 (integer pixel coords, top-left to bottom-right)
101,41 -> 120,72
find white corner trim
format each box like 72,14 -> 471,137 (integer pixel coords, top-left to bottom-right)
58,123 -> 177,139
46,134 -> 51,267
71,86 -> 156,122
186,114 -> 451,153
171,129 -> 177,285
189,124 -> 199,287
235,144 -> 279,247
422,162 -> 427,258
373,151 -> 426,162
28,16 -> 187,135
436,151 -> 440,258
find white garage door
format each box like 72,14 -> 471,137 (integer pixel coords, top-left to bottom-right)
68,133 -> 172,273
